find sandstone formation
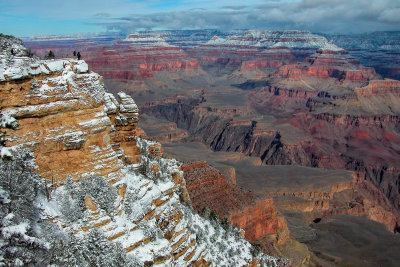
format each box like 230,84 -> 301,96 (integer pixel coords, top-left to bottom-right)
0,48 -> 142,184
182,161 -> 289,245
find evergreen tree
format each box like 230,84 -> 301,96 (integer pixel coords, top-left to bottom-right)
80,175 -> 116,216
84,229 -> 127,266
47,50 -> 55,59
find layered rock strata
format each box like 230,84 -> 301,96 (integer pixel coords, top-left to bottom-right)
181,161 -> 289,245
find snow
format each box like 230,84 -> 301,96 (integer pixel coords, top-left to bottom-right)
44,60 -> 66,72
205,30 -> 346,52
103,93 -> 119,114
40,64 -> 50,74
2,60 -> 29,80
0,187 -> 10,204
74,60 -> 89,73
124,34 -> 175,47
2,221 -> 28,239
4,99 -> 80,118
158,180 -> 175,192
78,116 -> 111,130
0,112 -> 18,128
38,197 -> 61,218
205,36 -> 227,45
118,92 -> 139,113
0,147 -> 13,158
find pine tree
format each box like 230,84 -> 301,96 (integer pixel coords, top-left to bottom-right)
47,50 -> 55,59
84,229 -> 127,266
81,176 -> 116,216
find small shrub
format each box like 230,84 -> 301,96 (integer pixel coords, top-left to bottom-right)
81,176 -> 117,216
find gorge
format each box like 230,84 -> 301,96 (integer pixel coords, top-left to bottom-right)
1,29 -> 400,266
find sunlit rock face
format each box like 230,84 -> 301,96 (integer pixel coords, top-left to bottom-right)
0,38 -> 140,183
181,161 -> 289,244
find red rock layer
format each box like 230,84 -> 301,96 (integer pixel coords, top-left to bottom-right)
356,79 -> 400,96
229,199 -> 288,244
276,50 -> 378,82
82,43 -> 199,81
181,161 -> 288,244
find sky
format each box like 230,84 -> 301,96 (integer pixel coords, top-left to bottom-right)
1,0 -> 400,37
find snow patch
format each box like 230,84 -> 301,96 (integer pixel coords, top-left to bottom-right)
0,147 -> 14,158
44,60 -> 66,72
74,60 -> 89,73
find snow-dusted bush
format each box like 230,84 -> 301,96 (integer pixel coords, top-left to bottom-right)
58,175 -> 117,221
80,175 -> 117,216
181,204 -> 282,267
0,152 -> 44,220
0,153 -> 128,266
138,157 -> 150,176
56,176 -> 85,223
50,229 -> 127,267
59,190 -> 85,223
0,152 -> 49,266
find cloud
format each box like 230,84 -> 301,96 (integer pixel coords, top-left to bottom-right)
92,0 -> 400,34
2,0 -> 400,36
188,8 -> 207,11
221,6 -> 248,11
378,9 -> 400,23
93,12 -> 111,18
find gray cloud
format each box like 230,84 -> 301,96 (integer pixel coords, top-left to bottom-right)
94,0 -> 400,34
221,6 -> 248,11
188,8 -> 207,11
93,12 -> 111,18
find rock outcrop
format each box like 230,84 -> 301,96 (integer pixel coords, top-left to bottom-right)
181,161 -> 289,246
325,31 -> 400,80
0,57 -> 126,183
276,49 -> 378,83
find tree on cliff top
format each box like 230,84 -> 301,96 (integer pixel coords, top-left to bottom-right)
45,50 -> 55,59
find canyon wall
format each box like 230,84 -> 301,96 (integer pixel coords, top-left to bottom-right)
181,161 -> 289,244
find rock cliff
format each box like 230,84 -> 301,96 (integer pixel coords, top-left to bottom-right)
181,161 -> 289,245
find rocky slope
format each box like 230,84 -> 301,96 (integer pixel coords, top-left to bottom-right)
0,34 -> 282,266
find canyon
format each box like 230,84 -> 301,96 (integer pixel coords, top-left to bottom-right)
22,30 -> 400,266
0,34 -> 282,266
